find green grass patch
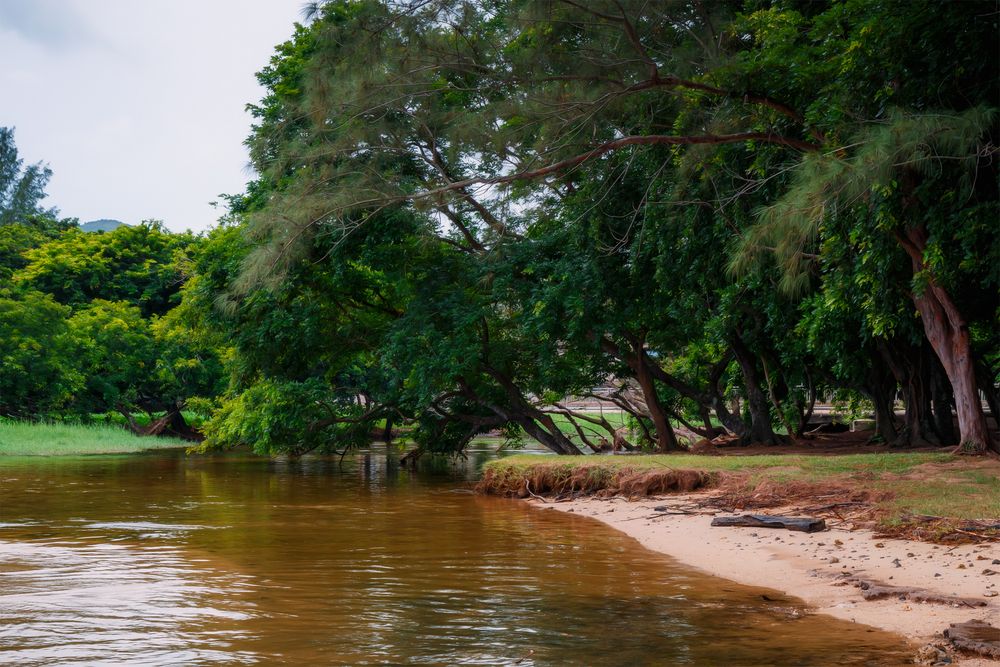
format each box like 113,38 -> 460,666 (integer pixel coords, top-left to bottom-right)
480,451 -> 1000,526
879,469 -> 1000,521
485,451 -> 953,481
0,420 -> 188,456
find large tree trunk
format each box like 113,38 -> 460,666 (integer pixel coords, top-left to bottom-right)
879,340 -> 943,447
731,334 -> 781,445
631,344 -> 680,452
710,393 -> 748,439
898,225 -> 995,453
862,348 -> 899,443
929,354 -> 958,446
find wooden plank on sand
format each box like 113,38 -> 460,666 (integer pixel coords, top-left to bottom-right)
710,514 -> 827,533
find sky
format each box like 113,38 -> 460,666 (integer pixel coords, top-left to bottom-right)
0,0 -> 304,232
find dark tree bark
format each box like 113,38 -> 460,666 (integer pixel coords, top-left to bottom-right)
630,343 -> 680,452
731,334 -> 781,445
975,361 -> 999,432
862,347 -> 899,443
480,367 -> 584,455
929,354 -> 957,446
879,340 -> 943,447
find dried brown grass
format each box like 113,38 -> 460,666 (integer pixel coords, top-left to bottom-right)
710,475 -> 886,511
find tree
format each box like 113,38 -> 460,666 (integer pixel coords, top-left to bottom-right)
16,221 -> 194,316
742,111 -> 999,451
0,127 -> 57,227
0,289 -> 80,417
212,0 -> 997,455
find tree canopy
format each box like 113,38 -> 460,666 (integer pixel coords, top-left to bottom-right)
2,1 -> 996,457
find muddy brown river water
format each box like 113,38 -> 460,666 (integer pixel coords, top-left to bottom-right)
0,448 -> 911,665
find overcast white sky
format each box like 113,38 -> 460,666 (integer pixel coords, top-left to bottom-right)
0,0 -> 304,232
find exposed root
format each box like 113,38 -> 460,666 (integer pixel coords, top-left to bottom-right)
609,469 -> 715,499
477,464 -> 716,498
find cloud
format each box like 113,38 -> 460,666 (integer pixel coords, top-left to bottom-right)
2,0 -> 302,232
0,0 -> 92,48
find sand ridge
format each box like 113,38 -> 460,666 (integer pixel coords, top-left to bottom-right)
535,495 -> 1000,665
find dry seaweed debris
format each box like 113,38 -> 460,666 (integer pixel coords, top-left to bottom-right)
708,476 -> 884,511
877,514 -> 1000,544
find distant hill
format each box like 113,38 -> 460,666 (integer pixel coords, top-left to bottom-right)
80,219 -> 127,233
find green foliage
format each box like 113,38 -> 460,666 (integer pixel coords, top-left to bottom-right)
0,289 -> 80,417
66,300 -> 157,415
200,378 -> 372,455
17,221 -> 194,316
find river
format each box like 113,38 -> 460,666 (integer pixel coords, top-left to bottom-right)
0,448 -> 910,665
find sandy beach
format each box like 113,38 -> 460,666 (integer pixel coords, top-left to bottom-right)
534,495 -> 1000,665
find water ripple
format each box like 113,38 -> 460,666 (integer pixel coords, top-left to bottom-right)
0,538 -> 255,666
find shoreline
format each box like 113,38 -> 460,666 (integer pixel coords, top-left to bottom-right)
532,494 -> 1000,665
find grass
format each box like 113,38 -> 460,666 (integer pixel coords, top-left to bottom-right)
480,451 -> 1000,528
485,451 -> 954,480
879,469 -> 1000,522
0,420 -> 188,456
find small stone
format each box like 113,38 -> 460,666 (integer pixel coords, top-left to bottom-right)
914,643 -> 950,666
908,552 -> 916,557
892,558 -> 902,568
830,557 -> 840,564
934,573 -> 942,577
875,542 -> 885,548
983,569 -> 999,576
985,591 -> 998,598
834,539 -> 844,546
993,559 -> 1000,565
958,564 -> 966,569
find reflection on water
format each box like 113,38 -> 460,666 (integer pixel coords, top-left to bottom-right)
0,539 -> 254,665
0,448 -> 910,665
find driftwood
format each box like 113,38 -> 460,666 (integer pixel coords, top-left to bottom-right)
944,620 -> 1000,658
850,578 -> 986,607
711,514 -> 827,533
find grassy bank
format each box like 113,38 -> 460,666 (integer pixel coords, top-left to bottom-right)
481,452 -> 1000,535
0,421 -> 188,456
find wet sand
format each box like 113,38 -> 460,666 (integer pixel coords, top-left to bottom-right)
534,495 -> 1000,665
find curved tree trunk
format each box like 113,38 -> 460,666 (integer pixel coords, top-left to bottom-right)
631,345 -> 680,452
480,366 -> 584,455
898,225 -> 995,453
